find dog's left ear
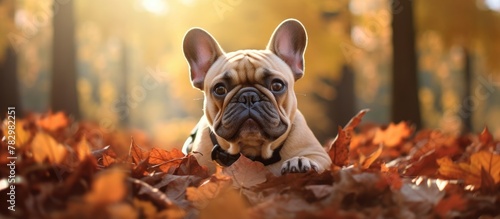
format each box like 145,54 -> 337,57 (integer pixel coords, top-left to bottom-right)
267,19 -> 307,81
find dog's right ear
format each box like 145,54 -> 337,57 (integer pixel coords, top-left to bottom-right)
183,28 -> 224,90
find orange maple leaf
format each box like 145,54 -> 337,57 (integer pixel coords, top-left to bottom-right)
148,148 -> 185,172
36,111 -> 69,132
437,151 -> 500,189
373,122 -> 412,147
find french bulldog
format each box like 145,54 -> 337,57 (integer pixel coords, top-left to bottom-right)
182,19 -> 332,175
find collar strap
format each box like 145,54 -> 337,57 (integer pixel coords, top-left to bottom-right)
209,131 -> 282,167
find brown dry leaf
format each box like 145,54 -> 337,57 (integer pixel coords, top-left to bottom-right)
75,135 -> 91,161
186,168 -> 233,209
437,151 -> 500,188
36,111 -> 69,132
360,144 -> 383,169
479,126 -> 494,148
434,194 -> 467,218
199,188 -> 249,219
222,155 -> 269,189
149,148 -> 185,172
128,138 -> 150,165
175,154 -> 210,178
102,153 -> 116,167
327,109 -> 369,168
31,132 -> 67,164
378,163 -> 403,190
328,126 -> 350,168
85,167 -> 127,204
373,122 -> 412,147
344,108 -> 370,132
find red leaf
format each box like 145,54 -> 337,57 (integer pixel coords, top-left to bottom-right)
327,109 -> 369,168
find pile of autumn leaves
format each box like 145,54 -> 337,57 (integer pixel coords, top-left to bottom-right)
1,110 -> 499,219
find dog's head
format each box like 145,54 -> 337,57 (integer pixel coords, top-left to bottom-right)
183,19 -> 307,159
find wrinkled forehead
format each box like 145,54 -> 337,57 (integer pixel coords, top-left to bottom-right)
205,50 -> 294,85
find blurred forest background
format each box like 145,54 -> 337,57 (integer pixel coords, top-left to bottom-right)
1,0 -> 500,149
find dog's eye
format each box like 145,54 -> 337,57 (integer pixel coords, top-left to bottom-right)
270,80 -> 285,92
213,84 -> 227,96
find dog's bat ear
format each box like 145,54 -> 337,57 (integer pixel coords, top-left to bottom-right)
267,19 -> 307,81
183,28 -> 224,90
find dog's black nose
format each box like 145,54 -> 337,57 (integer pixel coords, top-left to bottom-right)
238,91 -> 260,107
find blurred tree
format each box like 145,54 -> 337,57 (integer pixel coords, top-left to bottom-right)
391,0 -> 421,128
0,0 -> 23,119
415,0 -> 500,133
51,0 -> 80,119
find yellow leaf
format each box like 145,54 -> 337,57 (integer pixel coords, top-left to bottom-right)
85,168 -> 127,204
31,132 -> 67,164
199,189 -> 250,219
75,136 -> 91,161
1,119 -> 30,148
360,144 -> 383,169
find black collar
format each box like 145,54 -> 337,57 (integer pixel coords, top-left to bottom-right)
209,131 -> 283,167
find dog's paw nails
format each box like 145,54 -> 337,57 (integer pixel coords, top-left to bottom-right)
280,156 -> 320,175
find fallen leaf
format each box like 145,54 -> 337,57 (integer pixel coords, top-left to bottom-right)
36,111 -> 69,132
186,168 -> 232,209
128,137 -> 150,165
174,154 -> 210,178
149,148 -> 185,172
434,194 -> 467,218
344,109 -> 370,132
2,119 -> 31,147
328,126 -> 351,168
102,153 -> 116,167
153,174 -> 202,207
31,132 -> 67,164
107,203 -> 138,219
373,122 -> 412,147
222,155 -> 269,189
360,144 -> 383,169
479,126 -> 494,148
378,163 -> 403,190
327,109 -> 369,168
75,135 -> 91,162
199,189 -> 250,219
85,167 -> 127,204
437,151 -> 500,188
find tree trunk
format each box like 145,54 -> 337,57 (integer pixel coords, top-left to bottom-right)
51,0 -> 80,119
0,47 -> 22,120
460,48 -> 472,133
0,0 -> 22,120
333,64 -> 356,128
391,0 -> 421,128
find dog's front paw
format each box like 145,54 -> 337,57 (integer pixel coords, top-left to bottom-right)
281,156 -> 320,175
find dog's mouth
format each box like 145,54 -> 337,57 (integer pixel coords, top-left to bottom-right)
215,89 -> 288,142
